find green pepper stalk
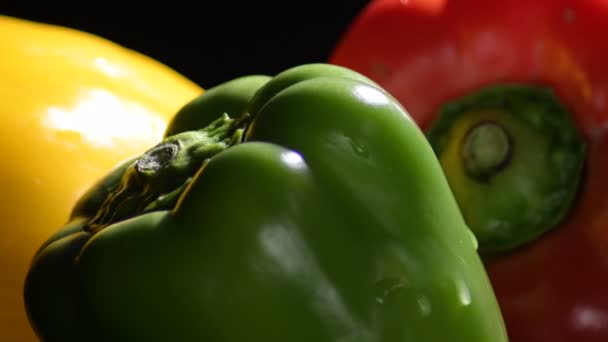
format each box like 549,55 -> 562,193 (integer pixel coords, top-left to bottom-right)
85,113 -> 243,233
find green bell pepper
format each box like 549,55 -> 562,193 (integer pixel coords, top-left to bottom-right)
24,63 -> 508,342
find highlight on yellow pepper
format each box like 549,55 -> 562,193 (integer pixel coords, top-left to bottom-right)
0,15 -> 202,341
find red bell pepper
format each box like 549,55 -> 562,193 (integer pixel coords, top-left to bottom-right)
330,0 -> 608,341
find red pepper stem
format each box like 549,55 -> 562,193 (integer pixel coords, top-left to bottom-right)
462,121 -> 512,181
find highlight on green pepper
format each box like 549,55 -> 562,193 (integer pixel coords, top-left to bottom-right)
23,63 -> 508,342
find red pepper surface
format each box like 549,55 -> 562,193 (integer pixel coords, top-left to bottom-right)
330,0 -> 608,341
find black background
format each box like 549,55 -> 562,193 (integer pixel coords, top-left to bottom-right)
1,2 -> 371,88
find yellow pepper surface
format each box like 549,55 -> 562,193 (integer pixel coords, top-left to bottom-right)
0,15 -> 202,341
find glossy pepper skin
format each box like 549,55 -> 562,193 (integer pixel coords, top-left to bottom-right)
330,0 -> 608,340
24,64 -> 508,342
0,15 -> 202,342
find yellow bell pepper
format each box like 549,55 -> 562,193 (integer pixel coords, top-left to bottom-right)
0,15 -> 202,341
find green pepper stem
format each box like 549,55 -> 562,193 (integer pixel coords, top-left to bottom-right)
85,113 -> 241,233
461,121 -> 512,181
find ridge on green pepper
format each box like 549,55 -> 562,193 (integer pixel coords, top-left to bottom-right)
24,63 -> 508,342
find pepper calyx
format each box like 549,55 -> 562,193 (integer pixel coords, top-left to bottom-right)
426,84 -> 586,253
